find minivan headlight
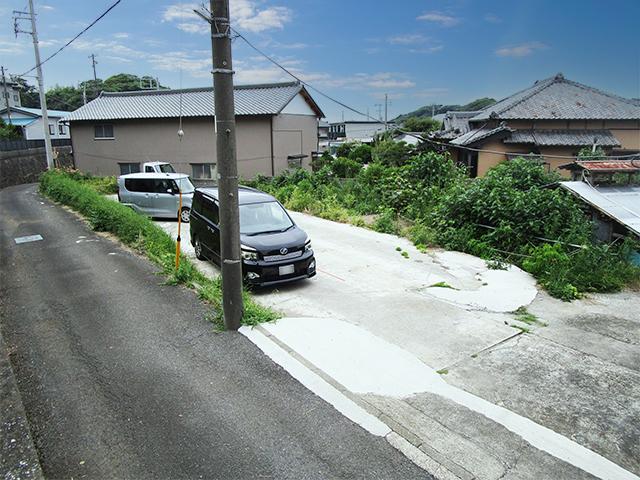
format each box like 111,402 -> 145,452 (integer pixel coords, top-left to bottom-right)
304,238 -> 312,252
241,245 -> 258,261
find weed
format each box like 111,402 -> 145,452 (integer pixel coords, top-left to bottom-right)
510,324 -> 531,334
40,169 -> 278,328
401,251 -> 409,259
429,281 -> 456,289
436,368 -> 449,375
513,306 -> 547,326
396,246 -> 402,252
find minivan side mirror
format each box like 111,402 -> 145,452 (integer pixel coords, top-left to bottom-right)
166,188 -> 175,194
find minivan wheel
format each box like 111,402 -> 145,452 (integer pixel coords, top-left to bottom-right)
194,237 -> 205,260
180,207 -> 190,223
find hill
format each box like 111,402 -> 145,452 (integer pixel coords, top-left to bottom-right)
394,97 -> 496,123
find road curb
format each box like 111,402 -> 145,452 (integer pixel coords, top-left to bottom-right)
0,330 -> 44,479
253,324 -> 466,480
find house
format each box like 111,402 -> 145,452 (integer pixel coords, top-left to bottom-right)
318,120 -> 330,151
434,74 -> 640,177
1,106 -> 72,141
63,81 -> 324,179
1,79 -> 22,109
328,120 -> 393,143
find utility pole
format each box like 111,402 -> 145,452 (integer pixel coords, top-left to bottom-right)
89,54 -> 98,81
374,103 -> 383,122
384,93 -> 388,131
1,66 -> 12,124
201,0 -> 244,329
82,82 -> 87,105
14,1 -> 54,169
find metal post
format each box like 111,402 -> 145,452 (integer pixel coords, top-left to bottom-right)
28,0 -> 54,170
210,0 -> 243,330
384,93 -> 388,131
175,188 -> 182,269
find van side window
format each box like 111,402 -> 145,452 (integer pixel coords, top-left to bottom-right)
201,197 -> 219,225
145,166 -> 154,173
124,178 -> 153,192
153,179 -> 175,193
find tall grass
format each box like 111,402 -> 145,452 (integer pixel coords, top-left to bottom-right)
40,169 -> 278,327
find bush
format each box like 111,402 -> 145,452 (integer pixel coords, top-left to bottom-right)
372,208 -> 399,235
348,144 -> 373,164
40,169 -> 277,327
331,157 -> 362,178
372,140 -> 413,167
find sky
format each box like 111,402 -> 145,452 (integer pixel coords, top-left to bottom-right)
1,0 -> 639,121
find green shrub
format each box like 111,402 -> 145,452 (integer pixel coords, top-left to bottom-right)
331,157 -> 362,178
40,169 -> 277,327
348,143 -> 373,164
372,208 -> 399,235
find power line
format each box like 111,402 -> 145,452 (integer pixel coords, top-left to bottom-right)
19,0 -> 122,77
231,28 -> 380,123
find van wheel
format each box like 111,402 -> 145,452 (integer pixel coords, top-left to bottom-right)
194,236 -> 205,260
180,207 -> 190,223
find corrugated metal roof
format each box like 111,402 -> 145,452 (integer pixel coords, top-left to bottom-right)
577,160 -> 640,172
3,118 -> 37,126
560,182 -> 640,236
504,129 -> 621,147
2,106 -> 72,118
450,125 -> 512,146
64,82 -> 318,122
471,73 -> 640,121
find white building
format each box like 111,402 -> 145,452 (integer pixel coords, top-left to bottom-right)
1,81 -> 22,109
1,106 -> 71,141
328,120 -> 393,143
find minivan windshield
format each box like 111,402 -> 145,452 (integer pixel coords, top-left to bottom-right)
175,176 -> 195,194
240,201 -> 294,235
159,164 -> 175,173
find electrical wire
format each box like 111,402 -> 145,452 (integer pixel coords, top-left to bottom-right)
19,0 -> 123,77
233,27 -> 640,162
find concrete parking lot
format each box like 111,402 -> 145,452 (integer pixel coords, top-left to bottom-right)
158,212 -> 640,480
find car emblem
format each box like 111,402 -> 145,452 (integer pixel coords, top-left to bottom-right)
280,247 -> 288,255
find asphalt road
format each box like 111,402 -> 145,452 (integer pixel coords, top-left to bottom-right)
0,184 -> 430,480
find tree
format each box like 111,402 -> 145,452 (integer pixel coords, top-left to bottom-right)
0,118 -> 22,139
402,116 -> 442,133
348,143 -> 372,164
372,140 -> 414,167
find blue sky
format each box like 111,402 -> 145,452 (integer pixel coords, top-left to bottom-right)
2,0 -> 639,121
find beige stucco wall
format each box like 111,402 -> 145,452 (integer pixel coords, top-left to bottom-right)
71,113 -> 318,179
271,114 -> 318,175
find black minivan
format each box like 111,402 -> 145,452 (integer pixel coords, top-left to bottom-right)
189,187 -> 316,287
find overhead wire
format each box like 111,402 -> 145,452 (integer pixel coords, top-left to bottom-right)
19,0 -> 123,76
232,27 -> 639,162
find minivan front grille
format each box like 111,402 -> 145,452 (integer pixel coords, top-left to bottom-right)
263,250 -> 303,262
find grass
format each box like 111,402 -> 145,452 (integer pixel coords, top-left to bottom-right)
436,368 -> 449,375
510,324 -> 531,334
513,306 -> 547,327
429,281 -> 456,290
40,169 -> 279,328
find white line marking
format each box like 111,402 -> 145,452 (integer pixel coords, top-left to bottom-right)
239,326 -> 391,437
14,235 -> 43,244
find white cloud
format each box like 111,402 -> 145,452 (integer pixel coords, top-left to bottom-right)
417,11 -> 460,27
162,1 -> 292,34
0,38 -> 26,55
408,45 -> 444,54
39,4 -> 55,11
149,52 -> 211,78
388,34 -> 427,45
113,32 -> 129,39
484,13 -> 501,23
104,55 -> 133,63
38,39 -> 59,47
495,41 -> 547,58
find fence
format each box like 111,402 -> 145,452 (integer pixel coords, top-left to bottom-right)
0,138 -> 72,152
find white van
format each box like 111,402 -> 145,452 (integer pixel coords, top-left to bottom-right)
142,162 -> 176,174
117,173 -> 195,222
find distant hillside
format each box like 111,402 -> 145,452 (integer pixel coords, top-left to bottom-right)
394,97 -> 496,123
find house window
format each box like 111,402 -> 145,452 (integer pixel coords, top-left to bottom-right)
58,124 -> 66,135
191,163 -> 216,179
48,124 -> 55,135
94,124 -> 114,139
119,162 -> 140,175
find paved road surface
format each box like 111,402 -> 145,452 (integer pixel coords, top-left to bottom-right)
0,184 -> 430,480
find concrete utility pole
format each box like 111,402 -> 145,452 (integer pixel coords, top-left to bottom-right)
15,1 -> 54,169
1,66 -> 12,124
89,54 -> 98,81
384,93 -> 388,131
209,0 -> 244,329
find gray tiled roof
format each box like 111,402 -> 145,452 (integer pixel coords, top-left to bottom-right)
64,82 -> 320,121
432,110 -> 480,140
450,125 -> 512,146
471,73 -> 640,121
504,129 -> 621,147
